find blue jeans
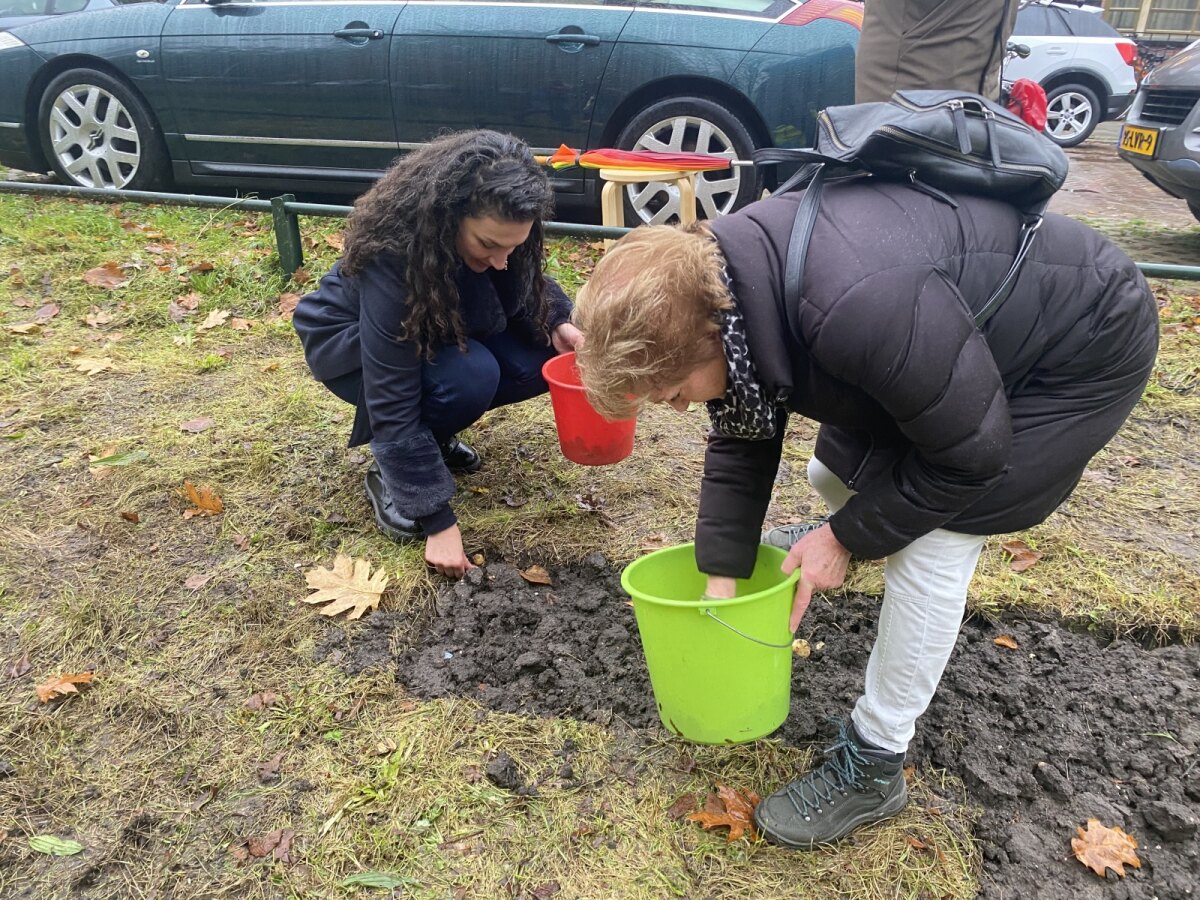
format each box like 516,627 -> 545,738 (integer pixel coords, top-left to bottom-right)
324,329 -> 556,444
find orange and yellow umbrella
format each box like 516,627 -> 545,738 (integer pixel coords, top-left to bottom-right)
536,144 -> 731,173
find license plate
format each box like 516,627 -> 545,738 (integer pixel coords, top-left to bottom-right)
1120,125 -> 1160,158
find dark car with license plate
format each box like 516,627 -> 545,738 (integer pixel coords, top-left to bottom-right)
0,0 -> 860,224
1118,41 -> 1200,223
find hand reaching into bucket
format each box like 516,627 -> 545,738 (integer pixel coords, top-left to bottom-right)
781,524 -> 850,631
552,322 -> 584,354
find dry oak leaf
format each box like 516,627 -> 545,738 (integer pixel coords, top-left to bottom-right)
73,357 -> 113,376
1001,539 -> 1043,573
520,564 -> 553,586
35,303 -> 60,323
277,293 -> 300,319
1072,819 -> 1141,878
994,635 -> 1020,650
35,671 -> 94,703
181,481 -> 224,518
230,317 -> 254,331
301,554 -> 389,619
83,262 -> 129,289
196,309 -> 231,332
85,307 -> 113,328
687,783 -> 761,842
243,690 -> 280,711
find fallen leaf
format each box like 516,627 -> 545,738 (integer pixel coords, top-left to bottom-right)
89,448 -> 148,468
905,834 -> 929,850
184,574 -> 212,590
520,565 -> 553,586
11,296 -> 33,307
231,828 -> 296,864
181,481 -> 224,518
277,293 -> 300,319
5,323 -> 41,335
257,751 -> 285,784
144,241 -> 177,255
289,267 -> 313,286
792,638 -> 811,658
120,511 -> 140,523
325,233 -> 345,252
531,884 -> 561,899
196,309 -> 231,332
180,416 -> 215,434
83,262 -> 129,289
687,783 -> 760,842
6,652 -> 31,679
301,554 -> 389,619
375,737 -> 398,756
340,872 -> 413,890
1001,539 -> 1043,573
28,835 -> 84,856
190,785 -> 218,813
189,261 -> 215,274
84,307 -> 113,328
243,691 -> 280,712
233,534 -> 251,551
35,671 -> 94,703
1072,819 -> 1141,878
73,357 -> 113,376
666,793 -> 697,820
34,303 -> 59,323
993,635 -> 1019,650
230,317 -> 254,330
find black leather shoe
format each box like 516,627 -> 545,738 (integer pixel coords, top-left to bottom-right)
363,461 -> 422,543
439,436 -> 482,473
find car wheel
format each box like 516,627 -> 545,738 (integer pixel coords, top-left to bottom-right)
38,68 -> 170,191
615,96 -> 758,225
1044,84 -> 1101,148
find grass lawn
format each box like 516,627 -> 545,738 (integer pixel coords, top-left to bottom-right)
0,194 -> 1197,898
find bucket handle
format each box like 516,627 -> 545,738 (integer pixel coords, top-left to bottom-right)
703,608 -> 793,649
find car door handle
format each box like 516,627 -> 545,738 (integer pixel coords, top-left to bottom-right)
334,28 -> 384,40
545,33 -> 601,47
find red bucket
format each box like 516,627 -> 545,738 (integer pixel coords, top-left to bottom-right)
541,352 -> 636,466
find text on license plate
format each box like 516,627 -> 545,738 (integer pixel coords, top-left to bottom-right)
1120,125 -> 1159,157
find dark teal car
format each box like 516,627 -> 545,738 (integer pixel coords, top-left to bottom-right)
0,0 -> 859,223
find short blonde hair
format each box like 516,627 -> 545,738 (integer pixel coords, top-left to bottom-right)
573,224 -> 731,419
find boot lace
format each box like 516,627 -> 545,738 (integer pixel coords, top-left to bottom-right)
784,719 -> 870,818
763,517 -> 830,549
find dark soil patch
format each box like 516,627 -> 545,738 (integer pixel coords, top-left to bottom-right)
316,561 -> 1199,900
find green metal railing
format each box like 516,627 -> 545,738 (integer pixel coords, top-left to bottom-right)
1,180 -> 1197,282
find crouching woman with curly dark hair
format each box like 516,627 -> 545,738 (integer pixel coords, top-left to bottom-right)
294,130 -> 582,577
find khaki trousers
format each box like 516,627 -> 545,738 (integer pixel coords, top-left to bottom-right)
855,0 -> 1021,103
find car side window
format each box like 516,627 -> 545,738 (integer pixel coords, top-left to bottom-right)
1014,6 -> 1051,36
0,0 -> 49,15
1063,10 -> 1123,38
50,0 -> 89,12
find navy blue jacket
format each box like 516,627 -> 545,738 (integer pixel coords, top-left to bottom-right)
294,254 -> 572,534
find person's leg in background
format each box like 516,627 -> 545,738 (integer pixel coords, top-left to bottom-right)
855,0 -> 1019,103
755,456 -> 986,848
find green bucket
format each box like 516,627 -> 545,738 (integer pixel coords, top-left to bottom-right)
621,542 -> 800,745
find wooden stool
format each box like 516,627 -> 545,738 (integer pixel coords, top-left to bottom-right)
598,167 -> 697,248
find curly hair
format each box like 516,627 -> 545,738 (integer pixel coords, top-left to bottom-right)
574,223 -> 731,420
341,130 -> 554,359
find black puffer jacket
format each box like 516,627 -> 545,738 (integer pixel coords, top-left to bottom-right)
697,182 -> 1158,578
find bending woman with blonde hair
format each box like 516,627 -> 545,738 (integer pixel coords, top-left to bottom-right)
573,182 -> 1156,849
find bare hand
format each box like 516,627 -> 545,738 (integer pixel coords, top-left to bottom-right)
781,524 -> 850,631
425,525 -> 473,579
552,322 -> 584,354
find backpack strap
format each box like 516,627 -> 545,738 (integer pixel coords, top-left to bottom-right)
972,213 -> 1043,328
778,164 -> 827,339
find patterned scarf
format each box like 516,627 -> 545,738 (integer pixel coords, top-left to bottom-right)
704,261 -> 783,441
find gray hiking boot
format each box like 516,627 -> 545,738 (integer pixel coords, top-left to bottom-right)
754,719 -> 908,849
761,516 -> 830,551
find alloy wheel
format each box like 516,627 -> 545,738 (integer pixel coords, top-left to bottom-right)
1046,90 -> 1094,144
627,114 -> 742,224
48,83 -> 142,190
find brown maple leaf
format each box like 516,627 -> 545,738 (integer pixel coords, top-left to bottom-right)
277,293 -> 300,319
686,783 -> 761,842
83,262 -> 129,290
520,565 -> 553,586
73,357 -> 113,376
301,554 -> 389,619
35,671 -> 94,703
1072,819 -> 1141,878
1001,539 -> 1043,573
196,309 -> 230,332
182,481 -> 224,518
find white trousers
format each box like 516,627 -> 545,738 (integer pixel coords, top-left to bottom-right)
807,457 -> 987,755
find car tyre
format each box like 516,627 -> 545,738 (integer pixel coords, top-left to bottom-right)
1044,83 -> 1101,148
38,68 -> 170,191
615,96 -> 758,225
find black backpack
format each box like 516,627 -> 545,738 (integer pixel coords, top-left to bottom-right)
754,90 -> 1070,328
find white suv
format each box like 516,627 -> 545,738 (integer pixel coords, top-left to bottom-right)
1005,1 -> 1139,147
